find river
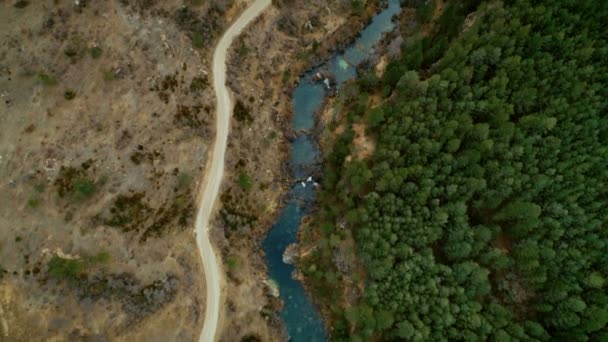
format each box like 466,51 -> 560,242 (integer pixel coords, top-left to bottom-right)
261,1 -> 402,340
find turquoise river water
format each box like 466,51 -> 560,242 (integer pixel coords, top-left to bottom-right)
262,1 -> 401,340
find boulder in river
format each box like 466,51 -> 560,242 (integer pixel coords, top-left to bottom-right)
282,243 -> 299,264
263,279 -> 280,298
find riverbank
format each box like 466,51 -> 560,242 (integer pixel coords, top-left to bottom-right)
209,0 -> 389,340
294,2 -> 418,338
258,0 -> 407,339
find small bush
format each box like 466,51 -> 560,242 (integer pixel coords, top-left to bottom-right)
237,172 -> 253,191
27,196 -> 40,208
90,46 -> 103,59
282,70 -> 291,84
103,193 -> 151,230
191,32 -> 204,49
34,183 -> 46,193
64,36 -> 85,62
64,89 -> 76,100
87,251 -> 111,264
416,0 -> 436,24
227,255 -> 239,270
350,0 -> 365,16
238,43 -> 249,57
189,76 -> 209,93
38,72 -> 57,86
13,1 -> 29,8
234,100 -> 253,123
177,172 -> 192,191
47,256 -> 84,280
64,47 -> 78,58
73,177 -> 96,200
102,69 -> 115,81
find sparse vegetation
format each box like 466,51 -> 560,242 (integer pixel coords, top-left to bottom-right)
89,46 -> 103,59
54,166 -> 98,201
27,196 -> 40,209
176,171 -> 192,191
238,42 -> 249,57
103,193 -> 151,231
191,32 -> 205,49
47,251 -> 111,281
350,0 -> 365,16
72,177 -> 96,200
142,194 -> 193,241
13,0 -> 29,8
38,72 -> 57,86
64,89 -> 76,100
102,69 -> 115,81
227,255 -> 239,270
233,100 -> 253,123
47,256 -> 84,280
189,76 -> 209,94
282,70 -> 291,84
86,251 -> 111,264
33,183 -> 45,193
175,104 -> 207,131
219,187 -> 258,233
416,0 -> 436,24
130,147 -> 162,165
237,172 -> 253,191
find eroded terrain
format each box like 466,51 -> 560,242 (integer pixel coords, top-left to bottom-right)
0,0 -> 235,339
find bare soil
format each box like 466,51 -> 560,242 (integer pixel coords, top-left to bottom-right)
0,0 -> 238,340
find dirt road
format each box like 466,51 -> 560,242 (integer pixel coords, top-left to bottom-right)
196,0 -> 271,341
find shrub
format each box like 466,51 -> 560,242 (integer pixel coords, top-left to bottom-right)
102,69 -> 115,81
87,251 -> 111,264
350,0 -> 365,16
177,172 -> 192,191
189,76 -> 209,93
238,43 -> 249,57
64,89 -> 76,100
34,183 -> 46,193
90,46 -> 103,59
416,0 -> 436,24
38,72 -> 57,86
191,32 -> 204,49
27,196 -> 40,208
237,172 -> 253,191
234,100 -> 253,123
227,255 -> 239,270
47,256 -> 83,280
72,177 -> 96,200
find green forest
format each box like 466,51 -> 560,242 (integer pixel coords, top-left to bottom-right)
303,0 -> 608,340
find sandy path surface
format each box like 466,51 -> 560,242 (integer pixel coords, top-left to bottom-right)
196,0 -> 271,341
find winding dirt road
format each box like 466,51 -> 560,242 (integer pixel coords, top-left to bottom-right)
196,0 -> 271,341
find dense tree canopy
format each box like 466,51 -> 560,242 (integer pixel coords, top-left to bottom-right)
305,0 -> 608,340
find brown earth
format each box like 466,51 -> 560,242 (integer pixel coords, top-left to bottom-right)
0,0 -> 239,340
